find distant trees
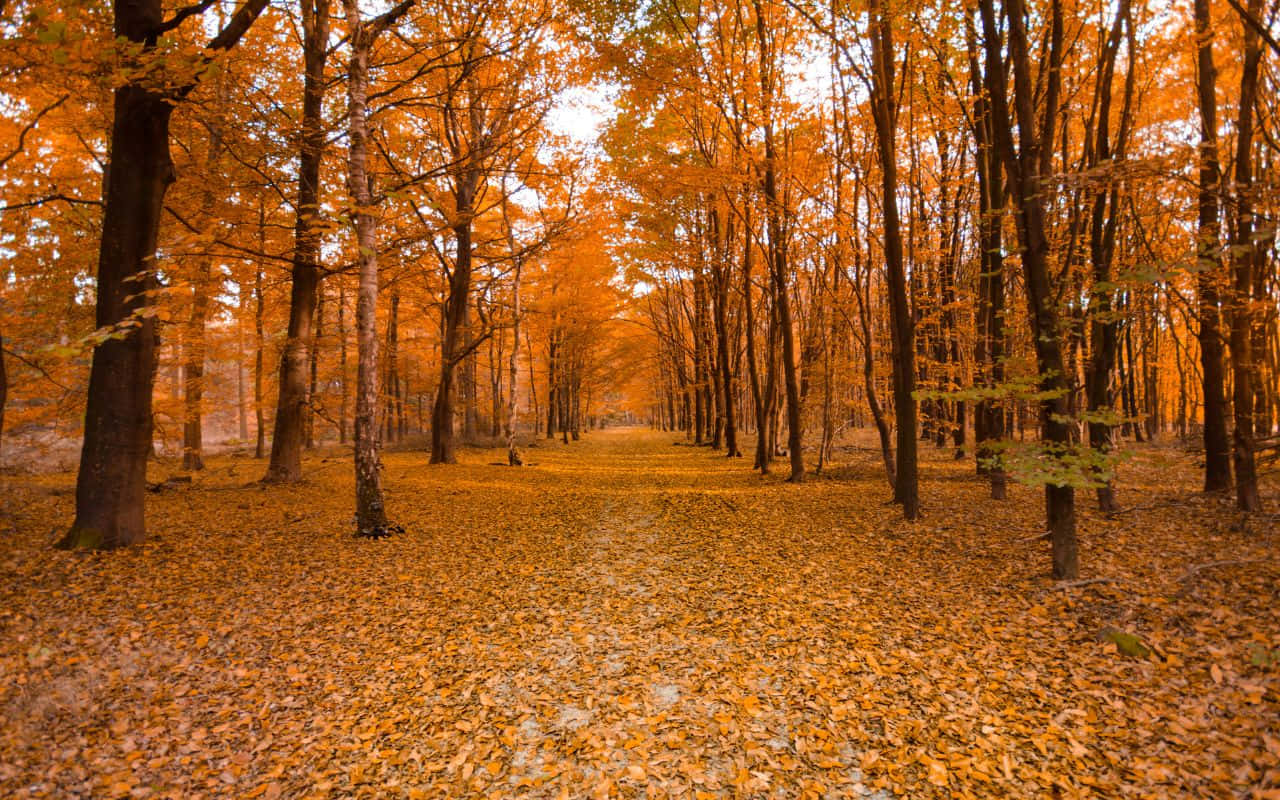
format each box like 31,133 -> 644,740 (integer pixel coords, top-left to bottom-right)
599,0 -> 1275,578
0,0 -> 1273,570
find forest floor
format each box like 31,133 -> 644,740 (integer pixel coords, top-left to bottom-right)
1,428 -> 1278,799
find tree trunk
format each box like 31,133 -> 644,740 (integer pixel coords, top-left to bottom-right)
742,206 -> 770,472
343,0 -> 413,532
1084,0 -> 1132,513
237,284 -> 249,442
506,260 -> 524,466
60,0 -> 268,549
1230,0 -> 1264,511
307,285 -> 325,448
1193,0 -> 1232,492
0,327 -> 7,466
967,14 -> 1008,499
870,0 -> 917,516
432,206 -> 475,464
712,208 -> 740,457
385,292 -> 400,443
338,280 -> 349,444
254,260 -> 266,460
182,104 -> 224,472
59,87 -> 172,549
980,0 -> 1078,578
265,0 -> 330,483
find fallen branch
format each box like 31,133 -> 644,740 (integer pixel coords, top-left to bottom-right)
1180,558 -> 1271,581
1056,577 -> 1120,590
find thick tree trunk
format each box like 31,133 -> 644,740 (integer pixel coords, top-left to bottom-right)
59,81 -> 172,548
266,0 -> 330,483
431,207 -> 475,464
60,0 -> 269,549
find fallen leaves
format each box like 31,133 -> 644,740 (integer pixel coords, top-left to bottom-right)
0,430 -> 1276,798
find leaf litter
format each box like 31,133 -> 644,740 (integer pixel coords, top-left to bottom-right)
0,429 -> 1277,798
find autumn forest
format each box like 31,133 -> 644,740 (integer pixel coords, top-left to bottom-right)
2,0 -> 1279,796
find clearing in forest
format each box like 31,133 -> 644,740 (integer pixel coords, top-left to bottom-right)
1,429 -> 1278,798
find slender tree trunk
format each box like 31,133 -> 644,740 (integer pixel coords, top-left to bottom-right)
712,209 -> 740,457
237,286 -> 249,441
860,276 -> 896,490
967,14 -> 1008,499
338,280 -> 349,444
307,285 -> 325,448
1193,0 -> 1232,492
1084,0 -> 1132,512
981,0 -> 1078,578
742,208 -> 769,472
1230,0 -> 1264,511
265,0 -> 330,483
343,0 -> 413,531
546,327 -> 558,439
182,94 -> 224,472
870,0 -> 916,516
0,327 -> 7,466
506,260 -> 524,465
254,261 -> 266,460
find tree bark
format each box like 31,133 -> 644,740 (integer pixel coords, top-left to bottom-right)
711,208 -> 740,457
753,0 -> 803,482
980,0 -> 1078,578
343,0 -> 414,532
870,0 -> 917,517
0,327 -> 7,466
1083,0 -> 1132,513
1230,0 -> 1264,512
1193,0 -> 1233,492
967,13 -> 1008,499
431,204 -> 475,464
254,260 -> 266,460
182,94 -> 224,472
60,0 -> 267,550
265,0 -> 330,483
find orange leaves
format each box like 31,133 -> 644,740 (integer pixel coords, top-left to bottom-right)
2,432 -> 1278,798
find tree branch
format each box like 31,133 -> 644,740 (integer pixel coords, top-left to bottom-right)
0,95 -> 68,169
1226,0 -> 1280,56
152,0 -> 219,38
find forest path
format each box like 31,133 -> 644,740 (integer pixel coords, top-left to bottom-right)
2,428 -> 1277,798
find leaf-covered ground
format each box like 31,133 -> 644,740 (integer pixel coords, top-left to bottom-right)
2,429 -> 1278,799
